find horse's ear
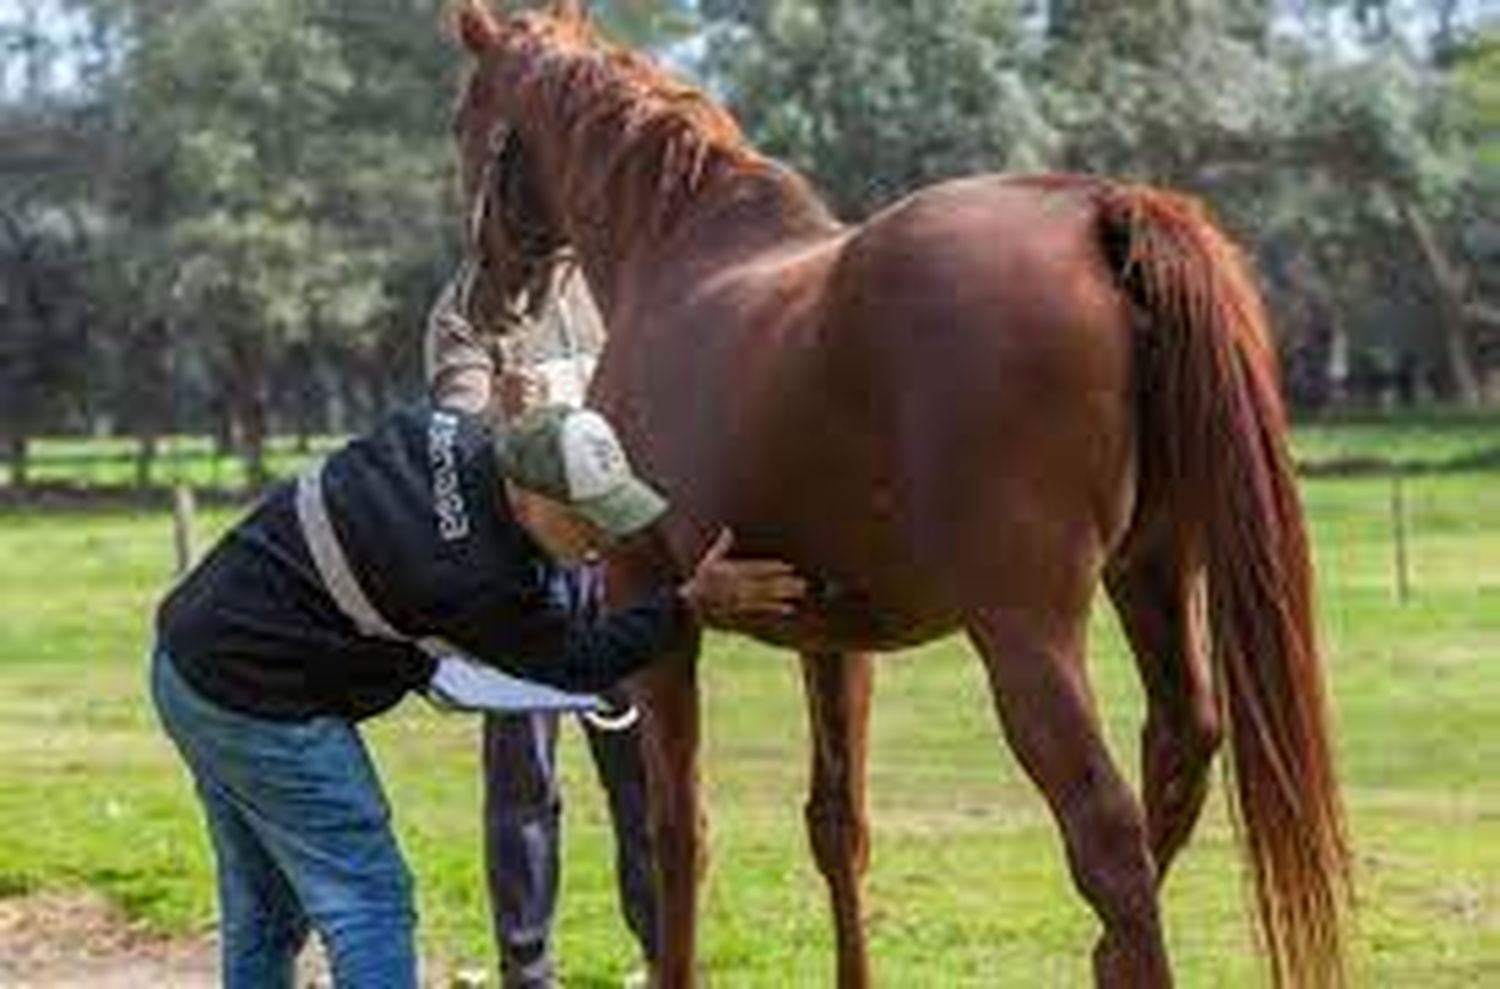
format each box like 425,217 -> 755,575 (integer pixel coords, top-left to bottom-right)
552,0 -> 586,22
456,0 -> 504,53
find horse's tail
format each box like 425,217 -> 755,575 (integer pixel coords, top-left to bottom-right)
1097,184 -> 1351,988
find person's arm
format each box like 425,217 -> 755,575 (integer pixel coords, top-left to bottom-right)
440,529 -> 806,693
442,568 -> 691,694
424,262 -> 496,415
425,264 -> 550,419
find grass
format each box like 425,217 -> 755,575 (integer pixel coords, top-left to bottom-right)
1289,409 -> 1500,470
1,427 -> 1498,985
1,435 -> 344,492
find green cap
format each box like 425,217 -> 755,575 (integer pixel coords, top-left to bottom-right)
496,405 -> 669,540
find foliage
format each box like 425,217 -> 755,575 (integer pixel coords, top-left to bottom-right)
0,0 -> 712,486
705,0 -> 1056,216
107,0 -> 460,481
0,203 -> 92,486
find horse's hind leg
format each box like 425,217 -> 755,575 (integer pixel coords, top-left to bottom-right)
969,608 -> 1172,988
801,651 -> 875,989
1106,549 -> 1222,882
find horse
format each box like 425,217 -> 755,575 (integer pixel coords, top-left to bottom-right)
448,3 -> 1351,986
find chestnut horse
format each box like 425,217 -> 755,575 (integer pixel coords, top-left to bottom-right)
450,3 -> 1350,986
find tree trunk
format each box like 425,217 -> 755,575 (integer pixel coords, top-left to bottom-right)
1440,312 -> 1482,409
294,366 -> 314,454
6,433 -> 28,492
212,401 -> 234,457
128,318 -> 171,491
364,353 -> 389,423
134,431 -> 158,490
1401,198 -> 1482,408
240,388 -> 269,492
223,332 -> 272,492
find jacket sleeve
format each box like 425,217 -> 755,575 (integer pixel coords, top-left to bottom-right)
436,566 -> 691,693
424,263 -> 496,415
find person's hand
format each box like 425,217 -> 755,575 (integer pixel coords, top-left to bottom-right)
497,366 -> 549,418
678,529 -> 807,628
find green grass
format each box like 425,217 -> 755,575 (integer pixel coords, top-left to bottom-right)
2,435 -> 343,491
1,456 -> 1498,984
1289,409 -> 1500,470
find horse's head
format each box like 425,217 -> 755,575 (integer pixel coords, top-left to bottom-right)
450,1 -> 588,332
450,1 -> 791,326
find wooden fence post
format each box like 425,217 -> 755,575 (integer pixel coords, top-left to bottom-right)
1390,471 -> 1410,604
173,483 -> 197,576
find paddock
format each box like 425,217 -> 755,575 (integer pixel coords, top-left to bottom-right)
0,422 -> 1496,985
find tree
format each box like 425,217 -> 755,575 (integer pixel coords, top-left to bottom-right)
0,3 -> 103,487
1263,15 -> 1495,406
704,0 -> 1056,217
97,0 -> 460,486
1041,0 -> 1292,185
0,204 -> 91,489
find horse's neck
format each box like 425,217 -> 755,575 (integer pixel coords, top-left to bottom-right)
569,164 -> 841,321
691,166 -> 843,254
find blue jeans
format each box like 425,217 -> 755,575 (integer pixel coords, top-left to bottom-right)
484,709 -> 657,988
151,649 -> 418,988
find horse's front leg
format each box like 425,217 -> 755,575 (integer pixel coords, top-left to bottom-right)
802,651 -> 875,989
632,629 -> 705,989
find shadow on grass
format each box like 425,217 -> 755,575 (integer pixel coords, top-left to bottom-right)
0,873 -> 37,899
1298,445 -> 1500,477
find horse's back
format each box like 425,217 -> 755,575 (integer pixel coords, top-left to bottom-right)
824,174 -> 1129,379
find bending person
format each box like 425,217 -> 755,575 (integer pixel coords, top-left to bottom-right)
150,275 -> 806,989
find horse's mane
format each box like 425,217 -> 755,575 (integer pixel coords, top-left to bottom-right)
503,13 -> 834,238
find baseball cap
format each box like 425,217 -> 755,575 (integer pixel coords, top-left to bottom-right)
495,405 -> 669,540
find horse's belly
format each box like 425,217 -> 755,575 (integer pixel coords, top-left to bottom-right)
726,582 -> 962,655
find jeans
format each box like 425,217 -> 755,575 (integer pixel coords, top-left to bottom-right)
151,649 -> 418,989
483,709 -> 657,989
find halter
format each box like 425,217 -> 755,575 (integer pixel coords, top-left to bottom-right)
459,120 -> 630,734
458,123 -> 575,338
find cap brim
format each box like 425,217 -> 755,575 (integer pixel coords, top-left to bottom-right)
574,478 -> 669,540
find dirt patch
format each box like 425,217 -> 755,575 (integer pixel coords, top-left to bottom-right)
0,891 -> 217,989
0,892 -> 491,988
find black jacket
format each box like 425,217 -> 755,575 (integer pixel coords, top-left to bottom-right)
157,403 -> 686,721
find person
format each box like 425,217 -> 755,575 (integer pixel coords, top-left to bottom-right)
150,273 -> 806,989
484,702 -> 655,989
458,282 -> 659,989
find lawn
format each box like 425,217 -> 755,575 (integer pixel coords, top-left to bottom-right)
2,435 -> 344,492
1290,409 -> 1500,470
0,422 -> 1497,986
